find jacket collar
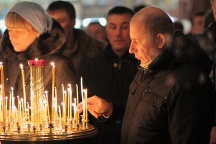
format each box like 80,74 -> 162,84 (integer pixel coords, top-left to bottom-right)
148,30 -> 212,75
104,44 -> 136,63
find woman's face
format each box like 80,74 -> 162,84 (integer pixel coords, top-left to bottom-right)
8,22 -> 39,52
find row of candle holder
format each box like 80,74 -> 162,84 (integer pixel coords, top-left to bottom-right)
0,60 -> 89,134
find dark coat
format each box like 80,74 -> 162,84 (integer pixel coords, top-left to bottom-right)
81,44 -> 139,144
121,31 -> 216,144
0,19 -> 77,106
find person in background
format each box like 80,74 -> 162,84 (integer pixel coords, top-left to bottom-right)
80,6 -> 139,144
0,1 -> 77,108
47,1 -> 104,79
85,21 -> 108,47
133,4 -> 147,13
188,11 -> 206,35
78,6 -> 216,144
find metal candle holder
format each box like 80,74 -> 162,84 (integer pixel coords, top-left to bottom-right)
0,60 -> 97,143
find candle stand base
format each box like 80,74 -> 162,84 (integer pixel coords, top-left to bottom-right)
0,124 -> 97,144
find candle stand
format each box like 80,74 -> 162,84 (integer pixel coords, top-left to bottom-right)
0,60 -> 97,144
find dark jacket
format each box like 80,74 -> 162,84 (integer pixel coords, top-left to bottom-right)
81,44 -> 139,144
0,19 -> 77,106
205,21 -> 216,90
121,31 -> 216,144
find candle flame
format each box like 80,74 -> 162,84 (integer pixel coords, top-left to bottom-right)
20,64 -> 23,70
50,62 -> 55,67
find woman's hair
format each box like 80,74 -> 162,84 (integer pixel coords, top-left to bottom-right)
5,12 -> 29,29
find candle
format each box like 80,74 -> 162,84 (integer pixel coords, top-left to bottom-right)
9,92 -> 11,120
17,97 -> 20,126
76,85 -> 79,105
58,105 -> 61,119
21,98 -> 24,120
0,63 -> 5,124
5,96 -> 8,120
27,103 -> 30,123
73,102 -> 77,122
67,88 -> 70,118
11,88 -> 14,118
67,84 -> 72,118
73,98 -> 76,121
51,62 -> 55,121
84,89 -> 88,121
64,94 -> 67,123
20,64 -> 26,115
54,87 -> 58,120
45,91 -> 50,122
0,85 -> 1,121
80,77 -> 85,121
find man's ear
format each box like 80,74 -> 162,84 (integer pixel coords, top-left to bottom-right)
156,34 -> 166,48
71,18 -> 76,28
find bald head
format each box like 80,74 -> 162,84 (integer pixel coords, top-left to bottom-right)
131,6 -> 174,40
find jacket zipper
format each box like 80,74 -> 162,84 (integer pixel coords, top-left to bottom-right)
131,88 -> 150,123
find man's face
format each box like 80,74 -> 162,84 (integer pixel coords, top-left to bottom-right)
212,0 -> 216,20
86,24 -> 107,43
192,15 -> 205,34
129,22 -> 159,65
48,9 -> 75,38
8,22 -> 39,52
106,13 -> 132,53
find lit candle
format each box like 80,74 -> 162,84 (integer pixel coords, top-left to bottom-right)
0,63 -> 5,124
67,84 -> 72,118
58,105 -> 61,119
76,85 -> 79,105
11,88 -> 14,118
9,91 -> 11,120
45,91 -> 50,122
67,87 -> 70,118
64,93 -> 67,123
27,102 -> 30,123
80,77 -> 85,120
20,64 -> 26,115
21,98 -> 24,120
17,96 -> 20,126
51,62 -> 55,121
55,87 -> 58,120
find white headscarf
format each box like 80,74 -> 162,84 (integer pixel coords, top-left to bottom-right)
10,1 -> 53,34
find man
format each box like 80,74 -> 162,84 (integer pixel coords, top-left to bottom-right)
208,1 -> 216,143
85,22 -> 107,46
188,11 -> 205,35
47,1 -> 103,79
80,6 -> 139,144
78,6 -> 216,144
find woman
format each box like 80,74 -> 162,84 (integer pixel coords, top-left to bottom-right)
0,2 -> 77,106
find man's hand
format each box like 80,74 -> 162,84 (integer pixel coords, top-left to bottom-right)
77,95 -> 113,119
